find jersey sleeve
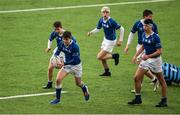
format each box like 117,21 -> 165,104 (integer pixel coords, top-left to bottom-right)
131,21 -> 139,33
154,35 -> 162,49
96,18 -> 102,29
72,36 -> 77,43
153,23 -> 158,34
111,19 -> 121,30
49,31 -> 56,41
54,43 -> 63,56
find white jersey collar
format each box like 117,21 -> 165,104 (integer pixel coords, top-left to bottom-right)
103,16 -> 111,23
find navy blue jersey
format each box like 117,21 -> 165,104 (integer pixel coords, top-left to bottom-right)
49,31 -> 76,47
97,17 -> 121,40
131,20 -> 158,44
55,40 -> 81,65
142,32 -> 162,55
49,31 -> 62,47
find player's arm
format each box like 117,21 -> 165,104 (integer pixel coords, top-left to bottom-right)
117,26 -> 124,46
143,48 -> 162,61
87,28 -> 101,36
87,19 -> 102,36
124,32 -> 135,54
54,46 -> 64,68
124,21 -> 138,54
132,45 -> 144,64
45,32 -> 55,53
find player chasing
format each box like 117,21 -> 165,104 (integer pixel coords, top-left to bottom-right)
50,31 -> 89,104
87,6 -> 124,77
124,9 -> 159,92
43,21 -> 76,89
128,19 -> 167,107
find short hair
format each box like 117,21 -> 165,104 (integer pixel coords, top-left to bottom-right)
53,21 -> 62,28
143,9 -> 153,17
101,6 -> 110,13
144,19 -> 153,26
63,31 -> 72,39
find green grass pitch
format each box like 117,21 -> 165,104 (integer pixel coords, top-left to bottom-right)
0,0 -> 180,114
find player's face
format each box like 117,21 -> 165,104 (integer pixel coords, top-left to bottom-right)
55,27 -> 61,33
144,15 -> 153,20
143,24 -> 151,32
102,11 -> 110,20
63,37 -> 71,46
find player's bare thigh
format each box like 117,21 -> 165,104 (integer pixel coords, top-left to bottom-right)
97,49 -> 110,60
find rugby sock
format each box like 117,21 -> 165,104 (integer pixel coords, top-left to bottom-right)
105,68 -> 109,73
112,54 -> 116,59
135,93 -> 141,100
151,76 -> 157,82
81,85 -> 87,93
56,88 -> 62,99
161,97 -> 167,103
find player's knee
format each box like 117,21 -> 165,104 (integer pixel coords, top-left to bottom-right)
97,55 -> 103,60
56,78 -> 62,84
134,76 -> 140,82
75,82 -> 81,87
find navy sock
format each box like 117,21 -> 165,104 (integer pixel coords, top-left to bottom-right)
105,68 -> 109,73
82,85 -> 87,93
135,94 -> 141,100
56,88 -> 62,99
161,97 -> 167,103
112,54 -> 116,59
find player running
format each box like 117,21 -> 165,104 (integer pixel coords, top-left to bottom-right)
43,21 -> 76,89
50,31 -> 89,104
87,6 -> 124,77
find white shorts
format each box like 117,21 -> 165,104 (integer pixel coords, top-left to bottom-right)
139,56 -> 163,73
101,37 -> 116,53
62,63 -> 82,78
136,44 -> 145,61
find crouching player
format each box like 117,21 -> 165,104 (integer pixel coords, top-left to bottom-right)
50,31 -> 90,104
128,19 -> 167,107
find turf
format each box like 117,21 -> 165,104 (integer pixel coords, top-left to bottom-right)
0,0 -> 180,114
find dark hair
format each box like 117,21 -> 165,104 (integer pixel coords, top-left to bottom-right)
144,19 -> 153,25
63,31 -> 72,39
143,9 -> 153,17
53,21 -> 62,28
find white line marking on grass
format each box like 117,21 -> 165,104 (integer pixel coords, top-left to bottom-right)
0,0 -> 174,14
0,91 -> 67,100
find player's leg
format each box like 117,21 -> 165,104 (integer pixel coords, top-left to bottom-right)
43,61 -> 54,89
72,63 -> 90,101
100,41 -> 120,65
145,70 -> 159,91
97,49 -> 111,76
74,77 -> 90,101
50,69 -> 68,104
155,72 -> 167,107
128,67 -> 147,105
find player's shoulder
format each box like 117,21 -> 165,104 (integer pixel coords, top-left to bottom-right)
98,17 -> 103,22
70,41 -> 79,51
152,32 -> 160,40
134,20 -> 141,25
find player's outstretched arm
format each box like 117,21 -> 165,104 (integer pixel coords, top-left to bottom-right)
45,40 -> 52,53
117,26 -> 124,46
87,28 -> 101,36
124,32 -> 135,54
